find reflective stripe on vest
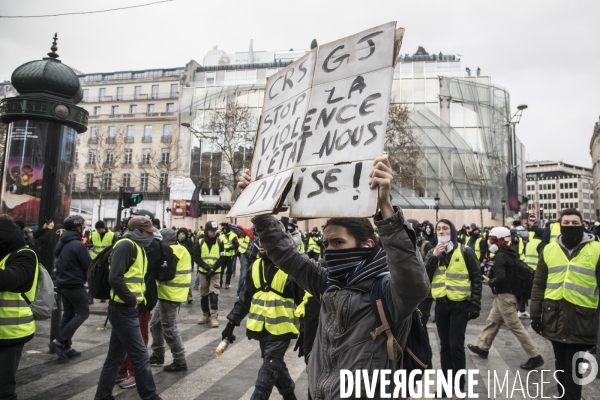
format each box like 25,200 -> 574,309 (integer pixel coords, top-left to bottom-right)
431,245 -> 471,301
543,241 -> 600,308
200,240 -> 221,273
0,247 -> 38,340
91,231 -> 115,259
221,232 -> 237,257
246,259 -> 299,335
238,236 -> 250,254
525,238 -> 542,270
109,239 -> 146,303
157,244 -> 192,303
550,222 -> 561,243
307,237 -> 320,253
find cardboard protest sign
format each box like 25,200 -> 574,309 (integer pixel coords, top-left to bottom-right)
228,22 -> 403,218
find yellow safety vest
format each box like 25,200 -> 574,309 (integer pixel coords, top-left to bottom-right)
199,239 -> 221,274
109,239 -> 146,304
518,237 -> 525,261
0,248 -> 38,340
549,222 -> 561,243
488,238 -> 495,259
246,259 -> 299,335
472,237 -> 482,259
525,238 -> 542,270
529,231 -> 535,241
543,241 -> 600,308
307,237 -> 320,253
157,244 -> 192,303
221,231 -> 237,257
431,245 -> 471,301
91,231 -> 115,259
239,236 -> 250,254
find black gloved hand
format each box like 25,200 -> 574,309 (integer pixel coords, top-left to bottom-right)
206,268 -> 215,278
221,322 -> 235,341
531,319 -> 543,335
467,304 -> 480,321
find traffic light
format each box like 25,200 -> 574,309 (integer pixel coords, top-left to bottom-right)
122,192 -> 143,208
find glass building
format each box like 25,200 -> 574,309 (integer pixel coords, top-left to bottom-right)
181,51 -> 525,218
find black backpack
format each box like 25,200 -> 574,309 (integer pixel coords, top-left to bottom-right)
369,275 -> 431,374
510,258 -> 535,300
87,244 -> 114,300
156,242 -> 177,282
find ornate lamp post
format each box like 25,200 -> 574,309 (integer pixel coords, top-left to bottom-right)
501,198 -> 506,226
434,193 -> 440,221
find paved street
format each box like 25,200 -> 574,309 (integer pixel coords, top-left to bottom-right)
16,267 -> 600,400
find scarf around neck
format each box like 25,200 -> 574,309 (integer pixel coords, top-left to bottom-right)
325,246 -> 389,291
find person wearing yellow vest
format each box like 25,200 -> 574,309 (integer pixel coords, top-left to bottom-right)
0,217 -> 38,400
94,216 -> 161,400
90,220 -> 116,259
218,223 -> 239,289
531,209 -> 600,400
517,228 -> 544,319
426,219 -> 482,396
306,228 -> 321,261
466,226 -> 488,262
540,220 -> 562,254
222,236 -> 304,400
149,229 -> 191,372
48,215 -> 92,360
196,221 -> 224,327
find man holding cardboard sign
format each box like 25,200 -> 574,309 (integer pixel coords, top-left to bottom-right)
231,156 -> 430,399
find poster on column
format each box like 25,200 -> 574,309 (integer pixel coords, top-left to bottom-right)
228,22 -> 403,218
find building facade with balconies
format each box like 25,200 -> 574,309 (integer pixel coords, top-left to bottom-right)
525,160 -> 595,223
74,66 -> 190,228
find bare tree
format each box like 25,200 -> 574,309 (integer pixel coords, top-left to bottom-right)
85,126 -> 125,220
385,102 -> 424,193
0,122 -> 7,180
465,152 -> 494,228
136,127 -> 186,223
201,101 -> 256,202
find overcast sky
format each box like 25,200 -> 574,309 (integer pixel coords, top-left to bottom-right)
1,0 -> 598,167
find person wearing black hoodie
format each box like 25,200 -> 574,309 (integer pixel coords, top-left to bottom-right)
48,215 -> 92,360
177,228 -> 195,304
425,218 -> 482,396
421,219 -> 437,246
468,226 -> 544,371
0,215 -> 38,400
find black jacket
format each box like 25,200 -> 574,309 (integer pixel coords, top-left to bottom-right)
227,256 -> 304,342
487,246 -> 519,295
55,230 -> 92,290
0,218 -> 37,346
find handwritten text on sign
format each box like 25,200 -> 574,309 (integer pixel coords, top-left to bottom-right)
228,22 -> 402,218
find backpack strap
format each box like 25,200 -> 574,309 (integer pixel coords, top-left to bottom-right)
369,275 -> 402,361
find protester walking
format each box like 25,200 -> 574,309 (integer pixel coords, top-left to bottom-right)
219,223 -> 238,289
149,229 -> 191,371
48,215 -> 91,359
196,221 -> 224,327
94,216 -> 161,400
468,226 -> 544,370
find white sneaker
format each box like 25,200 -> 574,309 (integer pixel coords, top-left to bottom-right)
518,311 -> 530,319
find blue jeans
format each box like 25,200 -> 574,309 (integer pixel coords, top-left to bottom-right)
237,255 -> 249,296
94,303 -> 159,400
56,287 -> 90,348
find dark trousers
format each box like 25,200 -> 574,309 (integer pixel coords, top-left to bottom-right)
56,287 -> 90,348
220,256 -> 234,286
0,343 -> 24,400
435,300 -> 469,390
551,341 -> 593,400
251,339 -> 295,400
94,304 -> 159,400
118,310 -> 150,376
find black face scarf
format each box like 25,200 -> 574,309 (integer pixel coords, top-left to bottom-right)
324,246 -> 388,291
561,225 -> 584,249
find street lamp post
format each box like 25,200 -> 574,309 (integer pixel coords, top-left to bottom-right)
501,198 -> 506,226
539,206 -> 544,226
434,193 -> 440,221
